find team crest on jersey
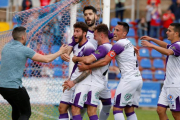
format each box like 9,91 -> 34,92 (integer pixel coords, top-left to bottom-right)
171,46 -> 176,50
167,94 -> 173,101
109,51 -> 116,57
124,93 -> 132,101
95,50 -> 100,54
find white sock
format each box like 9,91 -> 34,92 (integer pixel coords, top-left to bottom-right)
80,108 -> 87,117
99,105 -> 111,120
113,110 -> 125,120
126,112 -> 137,120
68,107 -> 72,119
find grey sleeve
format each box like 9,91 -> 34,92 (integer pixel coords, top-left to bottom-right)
23,46 -> 36,59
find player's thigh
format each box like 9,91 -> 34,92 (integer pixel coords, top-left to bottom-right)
158,86 -> 169,108
71,84 -> 91,108
167,87 -> 180,112
133,80 -> 143,107
85,86 -> 104,107
60,89 -> 74,104
99,81 -> 111,100
114,80 -> 140,108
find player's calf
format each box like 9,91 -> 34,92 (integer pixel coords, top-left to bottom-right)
156,106 -> 168,120
113,107 -> 125,120
58,102 -> 70,120
87,105 -> 98,120
71,105 -> 82,120
172,111 -> 180,120
99,98 -> 111,120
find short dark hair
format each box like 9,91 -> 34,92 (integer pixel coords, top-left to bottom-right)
170,23 -> 180,37
83,5 -> 97,14
12,26 -> 26,40
94,24 -> 108,37
73,22 -> 88,33
117,22 -> 129,34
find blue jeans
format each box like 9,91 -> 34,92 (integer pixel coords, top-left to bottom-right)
150,26 -> 160,38
138,29 -> 147,37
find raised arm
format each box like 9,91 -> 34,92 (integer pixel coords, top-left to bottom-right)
140,36 -> 168,48
32,44 -> 68,63
72,54 -> 96,64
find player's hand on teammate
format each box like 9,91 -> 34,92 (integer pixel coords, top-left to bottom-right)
141,40 -> 154,48
78,62 -> 89,71
60,53 -> 70,62
134,46 -> 139,56
65,81 -> 75,89
59,44 -> 68,55
62,78 -> 70,92
72,55 -> 78,63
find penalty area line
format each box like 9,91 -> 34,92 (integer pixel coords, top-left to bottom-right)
32,110 -> 57,120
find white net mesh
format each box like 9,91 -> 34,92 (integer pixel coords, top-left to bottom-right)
0,0 -> 103,119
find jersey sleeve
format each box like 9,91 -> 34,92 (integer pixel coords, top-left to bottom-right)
107,42 -> 124,59
68,36 -> 77,47
108,30 -> 114,39
23,47 -> 36,59
92,45 -> 108,60
169,42 -> 180,57
83,46 -> 95,56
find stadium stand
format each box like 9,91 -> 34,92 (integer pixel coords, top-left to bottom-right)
140,58 -> 151,69
151,49 -> 162,58
139,48 -> 150,57
142,69 -> 153,80
153,58 -> 164,69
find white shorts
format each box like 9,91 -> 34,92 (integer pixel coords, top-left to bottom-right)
70,84 -> 91,109
60,89 -> 74,105
113,80 -> 142,108
158,86 -> 180,111
85,86 -> 104,107
99,81 -> 111,100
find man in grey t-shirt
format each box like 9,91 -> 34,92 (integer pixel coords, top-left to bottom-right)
0,26 -> 67,120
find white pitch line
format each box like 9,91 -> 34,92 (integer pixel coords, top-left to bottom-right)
32,110 -> 58,120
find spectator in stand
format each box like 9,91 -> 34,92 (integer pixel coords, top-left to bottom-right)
146,1 -> 154,35
150,0 -> 162,39
115,0 -> 125,21
22,0 -> 32,11
162,9 -> 175,38
39,0 -> 51,6
138,17 -> 148,37
169,0 -> 180,23
147,0 -> 161,6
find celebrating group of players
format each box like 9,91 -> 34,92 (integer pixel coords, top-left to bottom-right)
0,4 -> 180,120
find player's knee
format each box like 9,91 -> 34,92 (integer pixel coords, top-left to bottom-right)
71,106 -> 81,115
58,104 -> 68,114
113,106 -> 123,111
87,107 -> 96,116
156,107 -> 165,115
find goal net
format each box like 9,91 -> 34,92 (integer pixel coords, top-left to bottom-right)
0,0 -> 104,120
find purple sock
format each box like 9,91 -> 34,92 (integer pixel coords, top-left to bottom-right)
89,115 -> 98,120
125,111 -> 135,117
59,113 -> 69,119
73,115 -> 82,120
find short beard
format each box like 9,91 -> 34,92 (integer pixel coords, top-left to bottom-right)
85,18 -> 96,27
78,34 -> 83,43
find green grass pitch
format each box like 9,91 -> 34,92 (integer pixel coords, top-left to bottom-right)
0,104 -> 174,120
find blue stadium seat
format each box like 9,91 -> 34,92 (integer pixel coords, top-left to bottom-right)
53,67 -> 63,77
140,58 -> 151,68
141,69 -> 153,80
163,39 -> 171,45
150,41 -> 159,46
99,18 -> 102,23
122,18 -> 131,23
128,38 -> 136,46
51,45 -> 60,54
110,18 -> 121,27
138,39 -> 142,47
139,48 -> 150,57
40,44 -> 49,54
154,70 -> 165,80
77,17 -> 85,22
27,58 -> 32,65
127,28 -> 135,37
117,73 -> 121,79
153,59 -> 164,69
52,57 -> 63,66
151,49 -> 162,58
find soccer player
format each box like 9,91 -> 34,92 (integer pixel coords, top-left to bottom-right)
0,26 -> 68,120
141,23 -> 180,120
64,24 -> 112,120
60,5 -> 113,120
78,22 -> 143,120
59,22 -> 96,120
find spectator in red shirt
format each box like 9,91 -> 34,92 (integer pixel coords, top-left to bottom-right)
22,0 -> 32,11
162,9 -> 175,38
147,0 -> 161,6
39,0 -> 51,6
150,1 -> 162,39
